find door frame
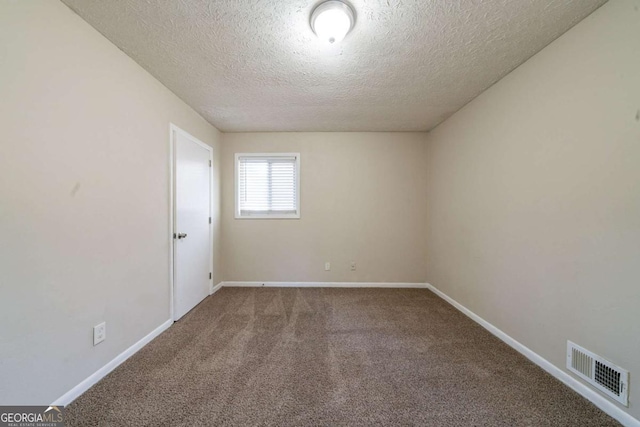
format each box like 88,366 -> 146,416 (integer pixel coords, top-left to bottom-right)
169,123 -> 214,321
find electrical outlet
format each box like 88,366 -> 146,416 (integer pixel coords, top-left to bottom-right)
350,261 -> 356,271
324,262 -> 331,271
93,322 -> 106,346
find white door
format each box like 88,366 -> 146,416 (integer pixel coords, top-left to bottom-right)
172,126 -> 212,321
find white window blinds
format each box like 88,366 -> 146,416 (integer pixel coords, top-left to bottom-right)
236,154 -> 300,218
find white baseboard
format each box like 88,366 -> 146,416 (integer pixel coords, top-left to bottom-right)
222,281 -> 428,288
51,318 -> 173,406
210,281 -> 223,295
427,283 -> 639,427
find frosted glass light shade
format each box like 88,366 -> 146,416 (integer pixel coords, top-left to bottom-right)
310,1 -> 355,44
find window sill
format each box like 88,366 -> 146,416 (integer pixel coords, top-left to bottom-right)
235,213 -> 300,220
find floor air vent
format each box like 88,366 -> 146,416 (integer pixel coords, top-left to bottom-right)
567,341 -> 629,406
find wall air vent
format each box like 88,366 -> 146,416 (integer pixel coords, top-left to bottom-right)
567,341 -> 629,406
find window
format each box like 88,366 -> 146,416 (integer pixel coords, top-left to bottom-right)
235,153 -> 300,219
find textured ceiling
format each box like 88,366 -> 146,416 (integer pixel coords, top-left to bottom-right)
61,0 -> 607,132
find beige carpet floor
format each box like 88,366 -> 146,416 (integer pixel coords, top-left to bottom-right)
66,288 -> 620,426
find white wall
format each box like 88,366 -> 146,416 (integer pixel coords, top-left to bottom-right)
222,132 -> 428,283
0,1 -> 222,404
425,0 -> 640,420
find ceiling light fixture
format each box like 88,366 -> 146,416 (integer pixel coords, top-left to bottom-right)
310,1 -> 355,44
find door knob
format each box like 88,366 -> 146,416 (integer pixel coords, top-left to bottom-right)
177,233 -> 187,239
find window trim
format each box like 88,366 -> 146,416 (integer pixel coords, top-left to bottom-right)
234,152 -> 301,220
